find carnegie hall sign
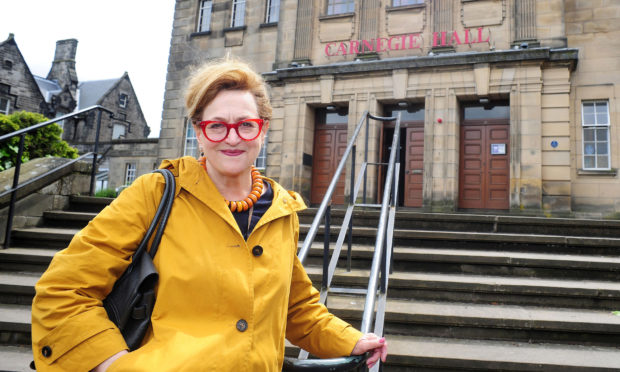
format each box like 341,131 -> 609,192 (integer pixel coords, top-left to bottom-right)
324,27 -> 491,57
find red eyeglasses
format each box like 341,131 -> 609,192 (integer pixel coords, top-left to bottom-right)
197,118 -> 264,142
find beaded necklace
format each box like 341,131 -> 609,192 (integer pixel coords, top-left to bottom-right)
199,156 -> 263,212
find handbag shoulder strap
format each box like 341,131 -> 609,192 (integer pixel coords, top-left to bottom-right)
131,168 -> 175,261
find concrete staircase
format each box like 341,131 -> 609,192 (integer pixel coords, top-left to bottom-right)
2,200 -> 620,371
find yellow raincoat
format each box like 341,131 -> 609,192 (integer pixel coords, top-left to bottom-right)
31,157 -> 362,371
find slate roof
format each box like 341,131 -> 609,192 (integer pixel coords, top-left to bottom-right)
77,78 -> 119,109
33,76 -> 61,103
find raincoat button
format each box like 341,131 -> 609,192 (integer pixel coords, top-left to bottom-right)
236,319 -> 248,332
41,346 -> 52,358
252,245 -> 263,257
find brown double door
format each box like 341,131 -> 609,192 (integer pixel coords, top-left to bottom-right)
459,123 -> 510,209
311,126 -> 348,205
403,126 -> 424,207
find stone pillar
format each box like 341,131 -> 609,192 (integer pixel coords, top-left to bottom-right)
541,67 -> 572,215
514,0 -> 536,43
359,0 -> 380,54
432,0 -> 453,51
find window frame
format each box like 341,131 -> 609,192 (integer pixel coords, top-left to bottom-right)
124,162 -> 137,185
265,0 -> 280,23
119,93 -> 129,108
0,97 -> 10,115
112,123 -> 127,139
231,0 -> 247,27
198,0 -> 213,32
581,100 -> 611,170
184,119 -> 200,158
255,133 -> 268,170
326,0 -> 355,16
392,0 -> 423,6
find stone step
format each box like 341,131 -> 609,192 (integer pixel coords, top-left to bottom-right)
324,295 -> 620,346
9,227 -> 80,249
306,267 -> 620,309
0,345 -> 33,372
298,208 -> 620,238
385,335 -> 620,371
0,304 -> 31,346
42,210 -> 96,228
68,195 -> 113,213
0,248 -> 57,272
300,224 -> 620,254
304,244 -> 620,280
0,271 -> 39,305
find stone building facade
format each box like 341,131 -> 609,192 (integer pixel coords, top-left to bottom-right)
0,34 -> 158,191
160,0 -> 620,218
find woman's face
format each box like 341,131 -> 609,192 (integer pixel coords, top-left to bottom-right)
196,89 -> 268,180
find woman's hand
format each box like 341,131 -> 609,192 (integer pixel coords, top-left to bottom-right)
90,350 -> 128,372
351,333 -> 388,369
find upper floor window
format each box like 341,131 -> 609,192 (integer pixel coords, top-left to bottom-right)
125,162 -> 137,185
327,0 -> 354,15
112,123 -> 126,139
3,60 -> 12,70
392,0 -> 423,6
119,93 -> 129,108
265,0 -> 280,23
198,0 -> 213,32
0,97 -> 10,115
231,0 -> 246,27
184,120 -> 200,158
255,133 -> 268,170
582,101 -> 611,170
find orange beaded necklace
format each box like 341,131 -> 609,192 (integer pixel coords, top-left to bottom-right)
199,157 -> 263,212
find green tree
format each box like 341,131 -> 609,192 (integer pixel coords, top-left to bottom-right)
0,111 -> 78,171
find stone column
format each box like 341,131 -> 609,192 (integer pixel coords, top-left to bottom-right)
359,0 -> 380,54
292,0 -> 314,64
514,0 -> 536,43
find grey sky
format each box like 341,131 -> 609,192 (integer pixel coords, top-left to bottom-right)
1,0 -> 176,138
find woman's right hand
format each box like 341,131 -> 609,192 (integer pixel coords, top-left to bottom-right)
91,350 -> 128,372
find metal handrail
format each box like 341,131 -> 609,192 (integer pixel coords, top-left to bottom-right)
286,112 -> 400,371
0,105 -> 113,248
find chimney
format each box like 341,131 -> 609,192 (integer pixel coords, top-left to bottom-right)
47,39 -> 79,98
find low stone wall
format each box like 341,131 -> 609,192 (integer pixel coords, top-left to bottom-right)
0,157 -> 92,245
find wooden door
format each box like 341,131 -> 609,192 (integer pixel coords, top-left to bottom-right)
404,126 -> 424,207
311,128 -> 347,205
459,124 -> 509,209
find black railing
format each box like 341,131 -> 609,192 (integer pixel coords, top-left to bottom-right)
0,105 -> 113,248
285,112 -> 401,372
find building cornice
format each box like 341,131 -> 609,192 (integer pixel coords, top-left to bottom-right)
264,48 -> 579,82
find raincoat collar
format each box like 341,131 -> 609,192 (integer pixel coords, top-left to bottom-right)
159,157 -> 306,235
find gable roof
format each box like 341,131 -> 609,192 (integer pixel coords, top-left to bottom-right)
77,78 -> 119,109
34,75 -> 61,103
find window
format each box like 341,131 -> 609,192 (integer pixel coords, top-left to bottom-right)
118,112 -> 127,121
582,101 -> 611,170
0,97 -> 10,115
125,163 -> 137,185
112,124 -> 126,139
3,60 -> 12,70
392,0 -> 423,6
184,120 -> 199,157
327,0 -> 354,15
255,133 -> 268,170
231,0 -> 246,27
265,0 -> 280,23
198,0 -> 213,32
119,93 -> 129,108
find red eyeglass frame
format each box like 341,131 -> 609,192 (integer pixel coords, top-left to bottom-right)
197,118 -> 264,143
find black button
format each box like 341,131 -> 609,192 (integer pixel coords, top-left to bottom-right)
252,245 -> 263,257
236,319 -> 248,332
41,346 -> 52,358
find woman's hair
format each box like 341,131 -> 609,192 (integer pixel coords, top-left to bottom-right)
185,58 -> 272,123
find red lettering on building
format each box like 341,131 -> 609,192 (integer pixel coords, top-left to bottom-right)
322,28 -> 490,57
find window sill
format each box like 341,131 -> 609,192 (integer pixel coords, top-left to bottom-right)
190,31 -> 212,38
260,22 -> 278,28
577,168 -> 617,177
386,3 -> 425,12
224,25 -> 247,32
319,12 -> 355,21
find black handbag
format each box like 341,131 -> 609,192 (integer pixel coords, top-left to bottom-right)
103,168 -> 175,350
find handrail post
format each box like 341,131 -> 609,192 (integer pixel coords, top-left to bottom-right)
90,109 -> 104,196
347,146 -> 355,272
363,115 -> 369,204
322,205 -> 331,290
3,134 -> 26,248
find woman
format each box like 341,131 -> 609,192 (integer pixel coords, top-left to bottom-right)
31,59 -> 387,371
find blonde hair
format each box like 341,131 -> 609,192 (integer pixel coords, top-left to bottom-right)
185,59 -> 272,123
